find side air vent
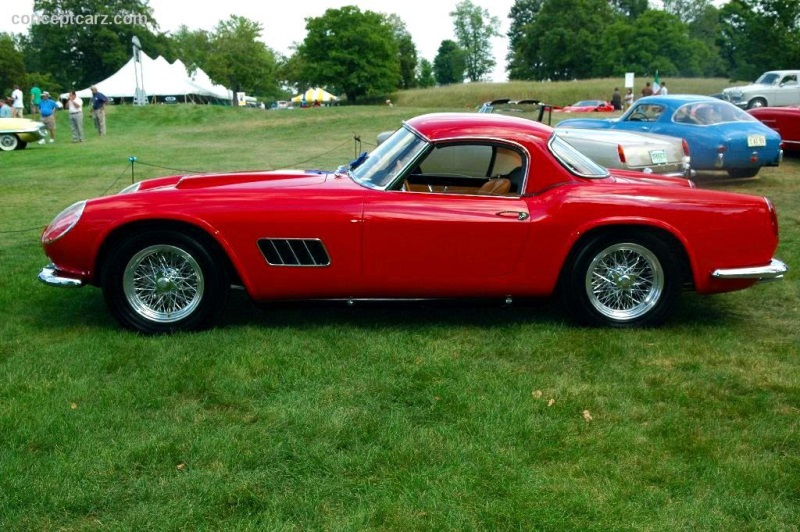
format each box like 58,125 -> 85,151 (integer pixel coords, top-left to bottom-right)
258,238 -> 331,267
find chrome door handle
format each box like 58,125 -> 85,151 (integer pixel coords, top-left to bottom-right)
496,211 -> 529,221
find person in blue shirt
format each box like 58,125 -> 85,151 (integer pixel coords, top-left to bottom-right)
0,98 -> 11,118
90,86 -> 108,136
38,91 -> 60,143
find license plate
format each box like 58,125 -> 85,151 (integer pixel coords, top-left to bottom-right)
748,135 -> 766,147
649,150 -> 668,164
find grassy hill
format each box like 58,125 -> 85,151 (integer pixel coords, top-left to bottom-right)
391,78 -> 731,108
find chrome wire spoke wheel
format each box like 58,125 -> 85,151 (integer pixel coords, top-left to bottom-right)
585,243 -> 664,322
122,244 -> 205,323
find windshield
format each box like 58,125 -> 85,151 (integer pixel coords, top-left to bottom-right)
549,134 -> 608,178
754,72 -> 780,85
350,127 -> 428,188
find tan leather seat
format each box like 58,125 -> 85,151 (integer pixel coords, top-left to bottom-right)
477,178 -> 511,195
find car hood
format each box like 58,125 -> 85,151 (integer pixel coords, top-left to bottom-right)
136,170 -> 332,192
723,83 -> 769,95
175,170 -> 330,191
0,117 -> 46,133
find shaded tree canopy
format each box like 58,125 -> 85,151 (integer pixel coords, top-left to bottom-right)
505,0 -> 791,81
433,39 -> 467,85
297,6 -> 400,102
0,33 -> 27,95
22,0 -> 161,90
450,0 -> 501,81
386,14 -> 418,90
204,16 -> 280,98
417,59 -> 436,88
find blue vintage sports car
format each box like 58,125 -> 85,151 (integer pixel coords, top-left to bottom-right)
558,95 -> 783,178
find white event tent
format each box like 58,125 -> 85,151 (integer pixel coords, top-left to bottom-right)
61,52 -> 232,104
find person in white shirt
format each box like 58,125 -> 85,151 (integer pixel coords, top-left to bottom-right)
11,85 -> 24,118
658,82 -> 669,96
67,91 -> 84,143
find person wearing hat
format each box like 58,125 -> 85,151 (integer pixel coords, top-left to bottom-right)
90,85 -> 108,136
38,91 -> 59,143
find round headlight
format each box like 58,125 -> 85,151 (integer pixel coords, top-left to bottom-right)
42,200 -> 86,244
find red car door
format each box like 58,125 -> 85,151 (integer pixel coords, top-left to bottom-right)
360,189 -> 530,297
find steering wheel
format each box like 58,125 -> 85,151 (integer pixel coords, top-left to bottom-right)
629,111 -> 648,122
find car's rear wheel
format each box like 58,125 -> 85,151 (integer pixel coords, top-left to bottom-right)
102,230 -> 229,333
0,134 -> 19,151
747,98 -> 767,109
727,167 -> 760,178
561,232 -> 682,327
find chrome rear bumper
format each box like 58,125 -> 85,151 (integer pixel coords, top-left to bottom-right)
38,264 -> 85,288
712,258 -> 788,282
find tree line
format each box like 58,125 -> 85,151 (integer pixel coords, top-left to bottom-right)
1,0 -> 798,104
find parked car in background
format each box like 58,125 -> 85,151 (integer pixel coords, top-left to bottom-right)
561,100 -> 615,113
0,117 -> 48,151
722,70 -> 800,109
39,112 -> 786,333
748,106 -> 800,152
475,98 -> 691,176
558,95 -> 783,178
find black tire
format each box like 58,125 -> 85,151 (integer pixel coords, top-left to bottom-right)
746,98 -> 767,109
0,134 -> 19,151
727,167 -> 760,179
101,230 -> 230,333
560,232 -> 682,327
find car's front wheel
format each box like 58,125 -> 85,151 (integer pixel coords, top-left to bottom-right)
102,230 -> 229,333
747,98 -> 767,109
0,134 -> 19,151
561,232 -> 682,327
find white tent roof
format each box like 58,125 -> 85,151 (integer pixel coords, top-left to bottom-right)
61,52 -> 231,101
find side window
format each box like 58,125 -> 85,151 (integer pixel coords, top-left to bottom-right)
627,104 -> 665,122
419,144 -> 492,177
781,75 -> 797,86
404,143 -> 525,196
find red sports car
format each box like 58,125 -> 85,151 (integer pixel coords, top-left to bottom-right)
39,113 -> 787,333
561,100 -> 616,113
748,106 -> 800,152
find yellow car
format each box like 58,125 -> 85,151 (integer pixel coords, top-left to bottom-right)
0,117 -> 48,151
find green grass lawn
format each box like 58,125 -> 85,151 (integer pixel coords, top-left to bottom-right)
1,103 -> 798,530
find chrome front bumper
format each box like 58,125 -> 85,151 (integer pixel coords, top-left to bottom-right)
38,264 -> 85,288
712,258 -> 788,282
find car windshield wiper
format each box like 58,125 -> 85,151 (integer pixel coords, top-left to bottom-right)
349,151 -> 368,169
336,151 -> 369,176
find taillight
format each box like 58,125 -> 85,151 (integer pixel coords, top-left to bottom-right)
617,144 -> 626,163
42,200 -> 86,244
681,139 -> 690,156
717,145 -> 727,154
766,197 -> 779,240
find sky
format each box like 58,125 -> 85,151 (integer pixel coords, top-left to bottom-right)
0,0 -> 516,82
